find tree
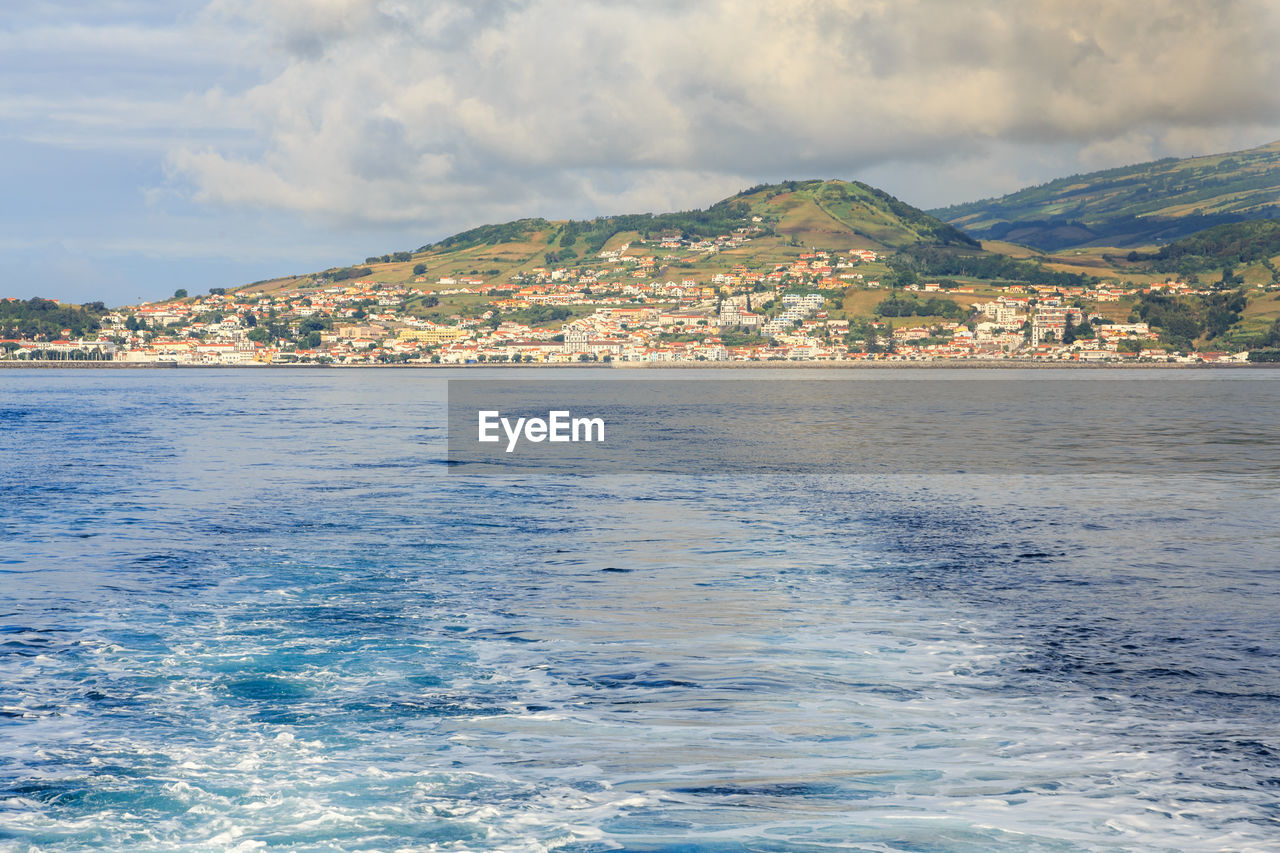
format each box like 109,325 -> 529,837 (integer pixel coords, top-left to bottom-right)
1217,265 -> 1242,290
331,266 -> 372,282
1062,314 -> 1077,345
413,263 -> 427,275
173,289 -> 188,299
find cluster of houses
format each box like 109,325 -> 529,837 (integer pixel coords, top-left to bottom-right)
2,236 -> 1255,365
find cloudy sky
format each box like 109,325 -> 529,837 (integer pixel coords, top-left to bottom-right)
6,0 -> 1280,305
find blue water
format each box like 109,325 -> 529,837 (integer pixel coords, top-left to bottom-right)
2,369 -> 1279,852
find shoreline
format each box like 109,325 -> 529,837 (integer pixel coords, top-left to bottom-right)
1,359 -> 1272,370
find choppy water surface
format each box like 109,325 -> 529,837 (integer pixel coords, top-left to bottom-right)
2,369 -> 1278,852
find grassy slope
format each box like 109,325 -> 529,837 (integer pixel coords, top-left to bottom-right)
735,180 -> 977,250
234,181 -> 973,299
932,140 -> 1280,250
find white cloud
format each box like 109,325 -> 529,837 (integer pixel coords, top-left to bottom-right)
162,0 -> 1280,229
17,0 -> 1280,234
7,0 -> 1280,305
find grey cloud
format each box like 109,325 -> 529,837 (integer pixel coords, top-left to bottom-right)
166,0 -> 1280,230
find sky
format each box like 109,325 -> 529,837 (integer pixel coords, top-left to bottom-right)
5,0 -> 1280,306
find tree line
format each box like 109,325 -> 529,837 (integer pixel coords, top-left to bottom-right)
0,298 -> 107,340
874,295 -> 966,319
889,246 -> 1095,289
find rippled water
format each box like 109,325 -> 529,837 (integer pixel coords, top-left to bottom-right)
2,368 -> 1278,852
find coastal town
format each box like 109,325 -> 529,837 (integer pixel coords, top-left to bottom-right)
0,232 -> 1268,366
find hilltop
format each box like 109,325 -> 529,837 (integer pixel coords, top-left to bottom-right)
932,139 -> 1280,250
425,179 -> 977,255
239,179 -> 975,299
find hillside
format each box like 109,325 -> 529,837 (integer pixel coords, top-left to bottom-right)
1127,219 -> 1280,273
417,179 -> 976,257
731,180 -> 978,250
246,179 -> 976,298
932,139 -> 1280,250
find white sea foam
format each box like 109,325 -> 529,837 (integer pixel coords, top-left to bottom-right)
5,372 -> 1280,851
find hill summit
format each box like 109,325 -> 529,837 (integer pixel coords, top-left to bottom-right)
421,179 -> 976,260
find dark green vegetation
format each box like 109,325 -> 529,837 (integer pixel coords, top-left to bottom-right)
887,246 -> 1094,289
1127,220 -> 1280,273
423,218 -> 553,253
934,139 -> 1280,250
420,180 -> 975,260
1136,290 -> 1251,349
0,298 -> 107,340
327,266 -> 374,282
873,296 -> 966,319
546,198 -> 756,258
502,305 -> 574,326
244,313 -> 332,347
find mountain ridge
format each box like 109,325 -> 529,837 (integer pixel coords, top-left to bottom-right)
417,179 -> 977,256
242,179 -> 978,296
931,139 -> 1280,251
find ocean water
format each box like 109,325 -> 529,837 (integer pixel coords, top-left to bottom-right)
1,368 -> 1278,852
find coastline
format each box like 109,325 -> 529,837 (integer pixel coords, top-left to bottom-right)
1,359 -> 1272,370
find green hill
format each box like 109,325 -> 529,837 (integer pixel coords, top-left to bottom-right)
932,140 -> 1280,250
421,179 -> 977,257
245,180 -> 976,296
732,179 -> 978,250
1128,219 -> 1280,274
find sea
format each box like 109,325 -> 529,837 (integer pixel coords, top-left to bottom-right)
1,368 -> 1278,852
